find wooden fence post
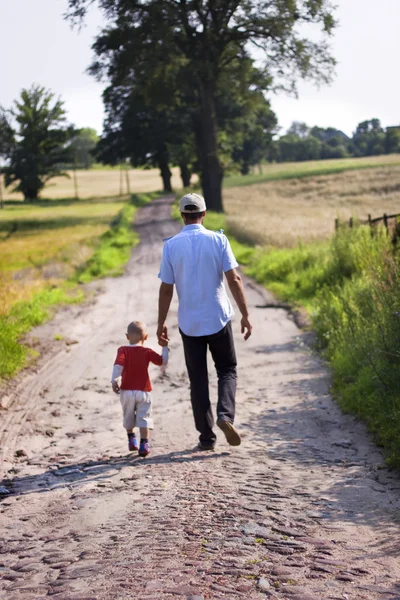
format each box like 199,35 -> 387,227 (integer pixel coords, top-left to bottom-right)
119,164 -> 124,196
335,218 -> 339,232
383,213 -> 388,234
125,167 -> 131,195
73,161 -> 79,200
0,172 -> 3,209
349,217 -> 353,229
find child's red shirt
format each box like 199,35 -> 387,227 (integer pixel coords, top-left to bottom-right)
114,345 -> 163,392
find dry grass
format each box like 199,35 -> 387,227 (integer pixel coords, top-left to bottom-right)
0,198 -> 126,271
0,272 -> 45,316
224,166 -> 400,247
0,196 -> 128,313
2,167 -> 186,201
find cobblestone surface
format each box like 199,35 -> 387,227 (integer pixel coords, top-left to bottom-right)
1,196 -> 400,599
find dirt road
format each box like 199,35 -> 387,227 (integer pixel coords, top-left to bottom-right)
1,196 -> 400,600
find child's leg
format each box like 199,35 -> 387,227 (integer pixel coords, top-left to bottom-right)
135,392 -> 153,456
120,391 -> 138,451
139,427 -> 150,440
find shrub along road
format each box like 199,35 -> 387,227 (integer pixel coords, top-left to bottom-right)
1,196 -> 400,600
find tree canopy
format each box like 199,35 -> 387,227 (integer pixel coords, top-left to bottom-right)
66,0 -> 337,211
274,118 -> 400,162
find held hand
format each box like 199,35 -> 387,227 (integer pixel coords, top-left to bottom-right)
157,323 -> 169,346
112,381 -> 120,394
241,316 -> 253,341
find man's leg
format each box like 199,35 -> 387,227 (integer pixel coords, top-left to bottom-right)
180,330 -> 216,444
208,321 -> 237,423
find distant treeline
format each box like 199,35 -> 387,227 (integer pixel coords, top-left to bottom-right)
273,119 -> 400,163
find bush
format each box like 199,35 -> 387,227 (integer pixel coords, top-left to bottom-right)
314,250 -> 400,466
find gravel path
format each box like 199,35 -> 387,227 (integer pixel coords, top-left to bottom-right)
1,195 -> 400,600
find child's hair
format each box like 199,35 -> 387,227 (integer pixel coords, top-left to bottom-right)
127,320 -> 147,341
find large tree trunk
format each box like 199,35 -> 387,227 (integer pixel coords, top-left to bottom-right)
179,163 -> 191,188
197,82 -> 224,212
157,152 -> 172,193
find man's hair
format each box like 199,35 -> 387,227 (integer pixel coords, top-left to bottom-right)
182,205 -> 205,221
127,320 -> 147,339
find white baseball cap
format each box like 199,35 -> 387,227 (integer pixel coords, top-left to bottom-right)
179,193 -> 207,213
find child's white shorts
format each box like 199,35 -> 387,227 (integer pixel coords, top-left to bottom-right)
119,390 -> 153,430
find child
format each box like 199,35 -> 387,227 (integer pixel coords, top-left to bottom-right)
111,320 -> 169,457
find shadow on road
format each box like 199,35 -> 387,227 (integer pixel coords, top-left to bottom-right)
0,447 -> 228,498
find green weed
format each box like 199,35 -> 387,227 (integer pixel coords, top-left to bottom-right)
0,285 -> 83,379
76,192 -> 155,283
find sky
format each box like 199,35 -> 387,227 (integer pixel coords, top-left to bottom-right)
1,0 -> 399,137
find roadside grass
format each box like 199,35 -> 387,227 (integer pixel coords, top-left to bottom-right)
0,285 -> 84,379
0,192 -> 155,380
253,228 -> 400,469
76,192 -> 156,282
223,165 -> 400,247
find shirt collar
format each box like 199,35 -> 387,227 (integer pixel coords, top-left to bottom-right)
182,224 -> 205,232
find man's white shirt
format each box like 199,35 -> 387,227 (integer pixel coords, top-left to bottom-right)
158,224 -> 238,337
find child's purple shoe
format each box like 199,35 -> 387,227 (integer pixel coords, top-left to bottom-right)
139,441 -> 150,457
128,435 -> 139,452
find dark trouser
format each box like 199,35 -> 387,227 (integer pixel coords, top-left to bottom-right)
180,321 -> 237,443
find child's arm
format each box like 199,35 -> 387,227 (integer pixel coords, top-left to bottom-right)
111,347 -> 125,394
111,364 -> 123,394
161,346 -> 169,367
147,346 -> 169,367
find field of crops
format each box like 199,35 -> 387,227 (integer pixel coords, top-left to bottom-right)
223,153 -> 400,188
1,166 -> 184,201
224,163 -> 400,247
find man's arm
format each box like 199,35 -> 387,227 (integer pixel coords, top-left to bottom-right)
157,282 -> 174,344
225,268 -> 253,340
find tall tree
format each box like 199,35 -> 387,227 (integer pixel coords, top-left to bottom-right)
5,85 -> 72,201
66,0 -> 337,212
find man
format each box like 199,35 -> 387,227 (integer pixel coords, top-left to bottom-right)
157,192 -> 252,450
